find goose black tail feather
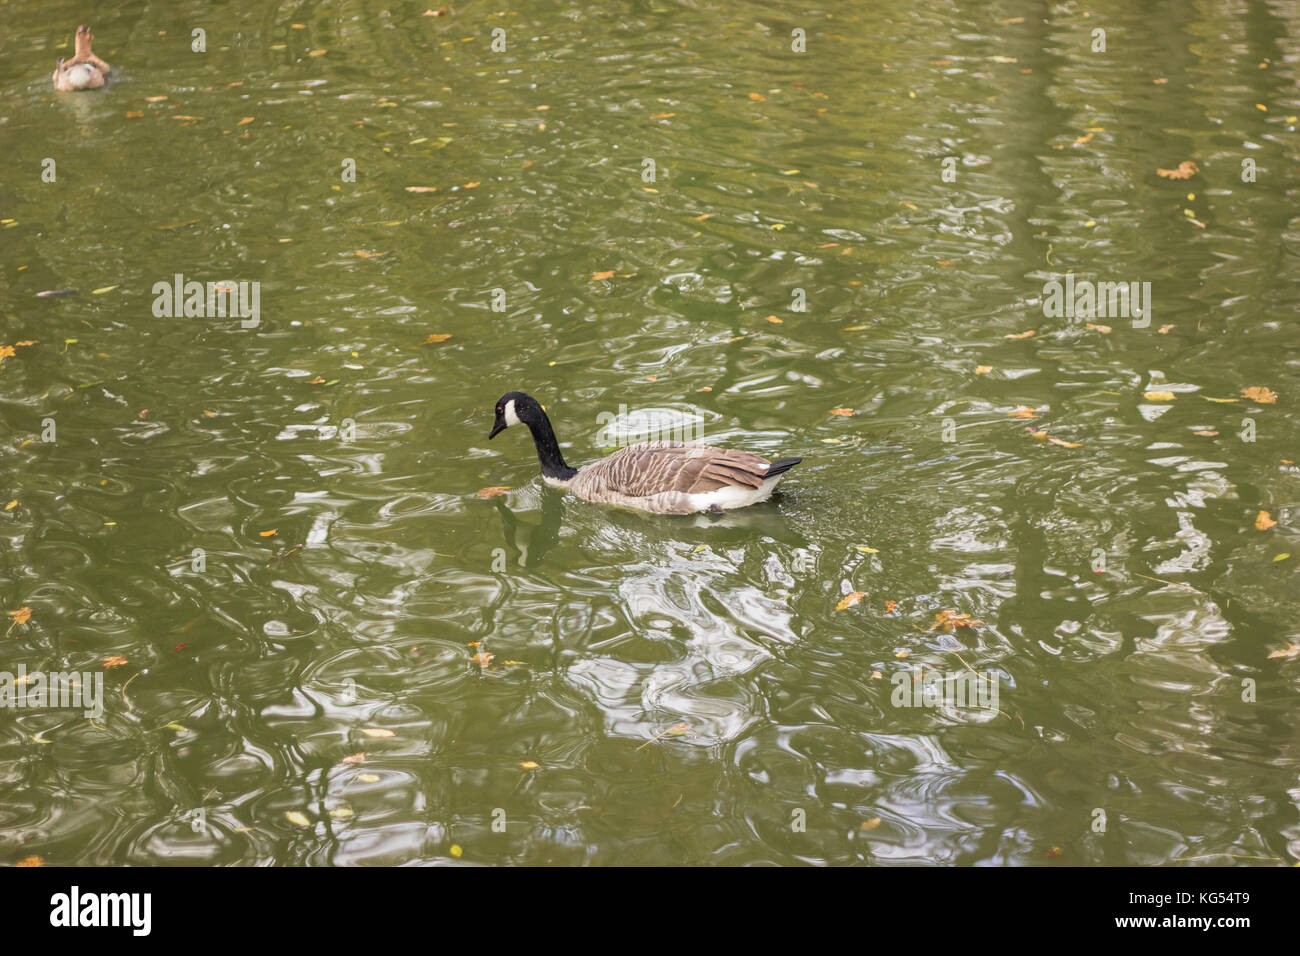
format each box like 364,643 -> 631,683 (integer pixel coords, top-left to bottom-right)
765,457 -> 803,478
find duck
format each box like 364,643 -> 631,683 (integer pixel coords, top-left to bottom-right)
52,25 -> 110,91
488,391 -> 802,515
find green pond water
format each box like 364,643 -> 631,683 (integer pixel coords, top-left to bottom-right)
1,1 -> 1298,865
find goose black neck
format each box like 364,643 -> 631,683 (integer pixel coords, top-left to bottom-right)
527,411 -> 578,481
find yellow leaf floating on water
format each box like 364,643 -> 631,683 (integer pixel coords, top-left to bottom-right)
7,606 -> 32,627
1241,386 -> 1277,404
91,285 -> 118,295
860,818 -> 883,830
748,92 -> 766,101
855,545 -> 879,554
1004,329 -> 1035,340
259,529 -> 277,537
236,116 -> 254,126
328,807 -> 354,819
591,270 -> 615,281
975,365 -> 992,375
449,844 -> 463,858
1273,553 -> 1290,562
103,655 -> 128,669
285,811 -> 311,827
470,651 -> 494,667
1255,510 -> 1277,531
4,501 -> 16,511
356,773 -> 380,783
836,591 -> 866,611
1143,391 -> 1175,401
360,728 -> 395,738
520,761 -> 539,770
405,186 -> 439,193
421,333 -> 453,344
828,408 -> 855,416
1026,427 -> 1082,448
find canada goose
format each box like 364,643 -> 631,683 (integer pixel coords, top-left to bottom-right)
488,391 -> 803,515
52,26 -> 110,91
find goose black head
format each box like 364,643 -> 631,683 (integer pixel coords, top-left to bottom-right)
490,391 -> 542,439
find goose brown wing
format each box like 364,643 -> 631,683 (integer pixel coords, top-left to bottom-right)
582,441 -> 772,498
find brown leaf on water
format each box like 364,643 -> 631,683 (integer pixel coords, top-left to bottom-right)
1156,160 -> 1198,180
1158,324 -> 1175,334
765,315 -> 783,324
470,650 -> 494,668
1008,406 -> 1040,419
884,600 -> 898,613
1004,329 -> 1036,340
836,591 -> 866,611
236,116 -> 255,126
405,186 -> 439,193
259,529 -> 277,537
308,49 -> 327,57
421,333 -> 453,344
975,365 -> 992,375
354,250 -> 386,258
691,213 -> 715,222
307,377 -> 325,384
1267,643 -> 1300,660
1241,386 -> 1277,404
1085,322 -> 1112,333
7,606 -> 32,627
930,609 -> 981,632
748,92 -> 766,101
125,111 -> 143,119
103,655 -> 128,669
1255,510 -> 1277,531
424,8 -> 449,15
1026,427 -> 1082,448
591,270 -> 615,281
476,486 -> 510,499
341,752 -> 366,764
16,856 -> 43,866
1074,133 -> 1093,145
828,408 -> 856,416
1047,846 -> 1064,858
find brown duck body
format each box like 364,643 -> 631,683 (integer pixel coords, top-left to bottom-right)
560,440 -> 797,515
53,25 -> 110,91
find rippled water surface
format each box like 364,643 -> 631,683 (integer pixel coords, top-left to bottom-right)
1,1 -> 1299,865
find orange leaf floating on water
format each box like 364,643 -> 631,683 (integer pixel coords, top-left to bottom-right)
650,112 -> 675,119
1085,322 -> 1112,333
1047,846 -> 1064,859
470,650 -> 494,667
421,333 -> 452,344
476,486 -> 510,499
1008,406 -> 1039,419
748,92 -> 766,101
1004,329 -> 1035,340
1267,643 -> 1300,660
259,529 -> 278,537
103,655 -> 128,669
975,365 -> 992,375
16,856 -> 43,867
836,591 -> 866,611
307,377 -> 325,384
1156,160 -> 1198,180
4,501 -> 16,511
463,181 -> 481,189
424,8 -> 450,16
884,600 -> 898,613
828,408 -> 856,416
354,250 -> 386,258
1158,324 -> 1175,334
1241,386 -> 1277,404
591,270 -> 615,281
765,315 -> 783,324
7,606 -> 32,627
1074,133 -> 1093,145
1026,427 -> 1082,448
930,610 -> 981,632
0,346 -> 15,360
236,116 -> 255,126
405,186 -> 439,193
520,760 -> 539,770
125,111 -> 143,118
1255,510 -> 1277,531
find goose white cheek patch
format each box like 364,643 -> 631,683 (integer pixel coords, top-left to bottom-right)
504,400 -> 521,427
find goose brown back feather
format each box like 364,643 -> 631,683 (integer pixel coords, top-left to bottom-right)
570,441 -> 772,499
